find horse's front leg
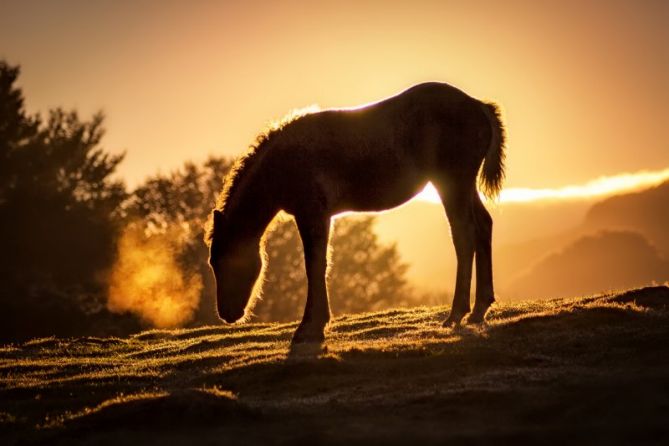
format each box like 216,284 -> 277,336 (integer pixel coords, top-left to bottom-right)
292,213 -> 332,344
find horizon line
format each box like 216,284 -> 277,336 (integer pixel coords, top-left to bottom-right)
416,167 -> 669,205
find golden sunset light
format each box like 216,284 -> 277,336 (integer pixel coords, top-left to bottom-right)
498,167 -> 669,203
2,0 -> 667,190
2,1 -> 668,443
417,167 -> 669,204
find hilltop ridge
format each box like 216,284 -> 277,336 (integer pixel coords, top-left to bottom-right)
1,286 -> 669,445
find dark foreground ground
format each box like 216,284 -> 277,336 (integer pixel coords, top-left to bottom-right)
1,286 -> 669,445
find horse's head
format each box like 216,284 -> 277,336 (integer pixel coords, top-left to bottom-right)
208,209 -> 263,323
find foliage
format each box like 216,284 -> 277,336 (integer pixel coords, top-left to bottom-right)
0,61 -> 135,340
258,216 -> 412,322
126,157 -> 230,324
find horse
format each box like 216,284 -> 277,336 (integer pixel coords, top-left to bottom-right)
205,82 -> 506,343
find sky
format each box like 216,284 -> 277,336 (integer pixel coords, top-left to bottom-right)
1,0 -> 668,190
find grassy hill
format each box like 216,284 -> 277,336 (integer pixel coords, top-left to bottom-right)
2,286 -> 669,445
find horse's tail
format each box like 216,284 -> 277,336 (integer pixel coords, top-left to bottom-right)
478,101 -> 506,200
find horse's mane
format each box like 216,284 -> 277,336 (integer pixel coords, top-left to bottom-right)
204,105 -> 320,245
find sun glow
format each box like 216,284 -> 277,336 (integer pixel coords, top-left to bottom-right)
416,168 -> 669,204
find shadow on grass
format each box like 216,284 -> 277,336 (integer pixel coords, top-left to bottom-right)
2,286 -> 669,445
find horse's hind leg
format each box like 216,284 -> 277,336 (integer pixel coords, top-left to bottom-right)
469,195 -> 495,323
436,180 -> 477,326
292,213 -> 332,344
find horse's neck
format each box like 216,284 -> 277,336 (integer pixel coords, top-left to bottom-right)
226,168 -> 278,242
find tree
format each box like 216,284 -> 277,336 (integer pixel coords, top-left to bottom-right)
0,62 -> 40,204
256,215 -> 412,322
0,61 -> 134,340
127,157 -> 231,324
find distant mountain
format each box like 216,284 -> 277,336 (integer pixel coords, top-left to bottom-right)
494,227 -> 581,290
497,181 -> 669,297
374,198 -> 593,290
374,180 -> 669,298
584,181 -> 669,256
505,230 -> 668,300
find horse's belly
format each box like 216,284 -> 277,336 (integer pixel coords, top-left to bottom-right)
335,170 -> 427,213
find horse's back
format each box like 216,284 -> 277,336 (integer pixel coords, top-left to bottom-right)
267,82 -> 489,214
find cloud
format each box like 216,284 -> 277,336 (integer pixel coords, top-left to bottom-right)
416,167 -> 669,204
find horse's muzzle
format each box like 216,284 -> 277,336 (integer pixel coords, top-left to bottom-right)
218,306 -> 244,323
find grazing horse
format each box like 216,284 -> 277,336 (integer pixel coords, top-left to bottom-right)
206,82 -> 506,343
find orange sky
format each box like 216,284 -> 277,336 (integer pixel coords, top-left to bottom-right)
1,0 -> 668,189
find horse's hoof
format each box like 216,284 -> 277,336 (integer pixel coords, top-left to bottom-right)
442,311 -> 468,327
467,303 -> 492,324
288,340 -> 327,359
291,328 -> 325,345
466,311 -> 486,325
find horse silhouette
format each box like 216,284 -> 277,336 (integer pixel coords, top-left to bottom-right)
206,82 -> 506,343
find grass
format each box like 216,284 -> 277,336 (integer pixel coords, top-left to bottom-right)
1,286 -> 669,445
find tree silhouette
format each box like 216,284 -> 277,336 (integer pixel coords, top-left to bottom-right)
256,215 -> 412,322
0,63 -> 39,203
330,217 -> 411,314
0,61 -> 134,340
127,157 -> 231,324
